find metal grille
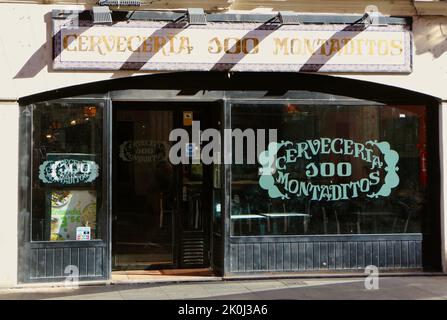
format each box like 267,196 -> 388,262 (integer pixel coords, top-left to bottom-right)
92,6 -> 112,24
99,0 -> 141,6
26,244 -> 106,282
180,236 -> 206,266
229,236 -> 423,273
187,8 -> 207,25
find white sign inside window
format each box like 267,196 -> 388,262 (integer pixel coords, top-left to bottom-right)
76,227 -> 91,241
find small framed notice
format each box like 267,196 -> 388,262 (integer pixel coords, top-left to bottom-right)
76,227 -> 91,241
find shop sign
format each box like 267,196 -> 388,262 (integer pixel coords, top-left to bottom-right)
258,138 -> 400,201
39,159 -> 99,184
53,20 -> 412,73
119,140 -> 168,163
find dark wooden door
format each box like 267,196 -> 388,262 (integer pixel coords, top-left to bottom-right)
112,103 -> 217,270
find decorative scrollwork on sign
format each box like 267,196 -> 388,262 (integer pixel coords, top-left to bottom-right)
365,140 -> 400,198
258,141 -> 290,200
39,159 -> 99,185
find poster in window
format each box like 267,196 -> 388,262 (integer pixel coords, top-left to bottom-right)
49,190 -> 97,241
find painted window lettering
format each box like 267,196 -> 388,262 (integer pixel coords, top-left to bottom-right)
119,140 -> 168,163
305,162 -> 352,178
259,138 -> 399,201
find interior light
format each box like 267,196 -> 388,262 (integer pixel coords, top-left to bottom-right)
84,106 -> 97,117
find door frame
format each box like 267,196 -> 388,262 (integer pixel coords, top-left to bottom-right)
110,100 -> 223,271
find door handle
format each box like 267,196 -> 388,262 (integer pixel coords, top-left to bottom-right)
160,193 -> 164,228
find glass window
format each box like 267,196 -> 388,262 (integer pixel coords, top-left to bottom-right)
32,102 -> 103,241
231,104 -> 427,236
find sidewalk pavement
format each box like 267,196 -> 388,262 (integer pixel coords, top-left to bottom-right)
1,276 -> 447,300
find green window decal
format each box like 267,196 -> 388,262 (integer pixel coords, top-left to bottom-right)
39,159 -> 99,185
258,138 -> 399,201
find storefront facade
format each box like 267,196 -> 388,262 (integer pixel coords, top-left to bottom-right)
1,0 -> 447,286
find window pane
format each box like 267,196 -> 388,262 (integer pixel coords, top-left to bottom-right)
32,102 -> 103,241
230,104 -> 427,236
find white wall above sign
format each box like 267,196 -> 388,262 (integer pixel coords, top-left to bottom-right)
52,20 -> 412,73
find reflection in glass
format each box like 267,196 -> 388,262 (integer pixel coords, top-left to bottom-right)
114,110 -> 175,267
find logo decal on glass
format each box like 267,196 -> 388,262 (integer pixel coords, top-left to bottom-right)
119,140 -> 168,163
258,138 -> 399,201
39,159 -> 99,184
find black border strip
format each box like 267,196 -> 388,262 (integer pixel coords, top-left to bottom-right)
18,72 -> 440,107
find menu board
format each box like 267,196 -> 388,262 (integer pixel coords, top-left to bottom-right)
49,190 -> 97,241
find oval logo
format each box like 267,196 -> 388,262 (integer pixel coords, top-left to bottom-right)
119,140 -> 168,163
39,159 -> 99,185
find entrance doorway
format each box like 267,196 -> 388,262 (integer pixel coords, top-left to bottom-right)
112,102 -> 219,270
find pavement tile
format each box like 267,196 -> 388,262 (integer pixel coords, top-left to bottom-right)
47,291 -> 124,300
242,280 -> 288,289
212,292 -> 260,300
406,283 -> 447,296
118,288 -> 171,299
4,276 -> 447,300
120,292 -> 171,300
